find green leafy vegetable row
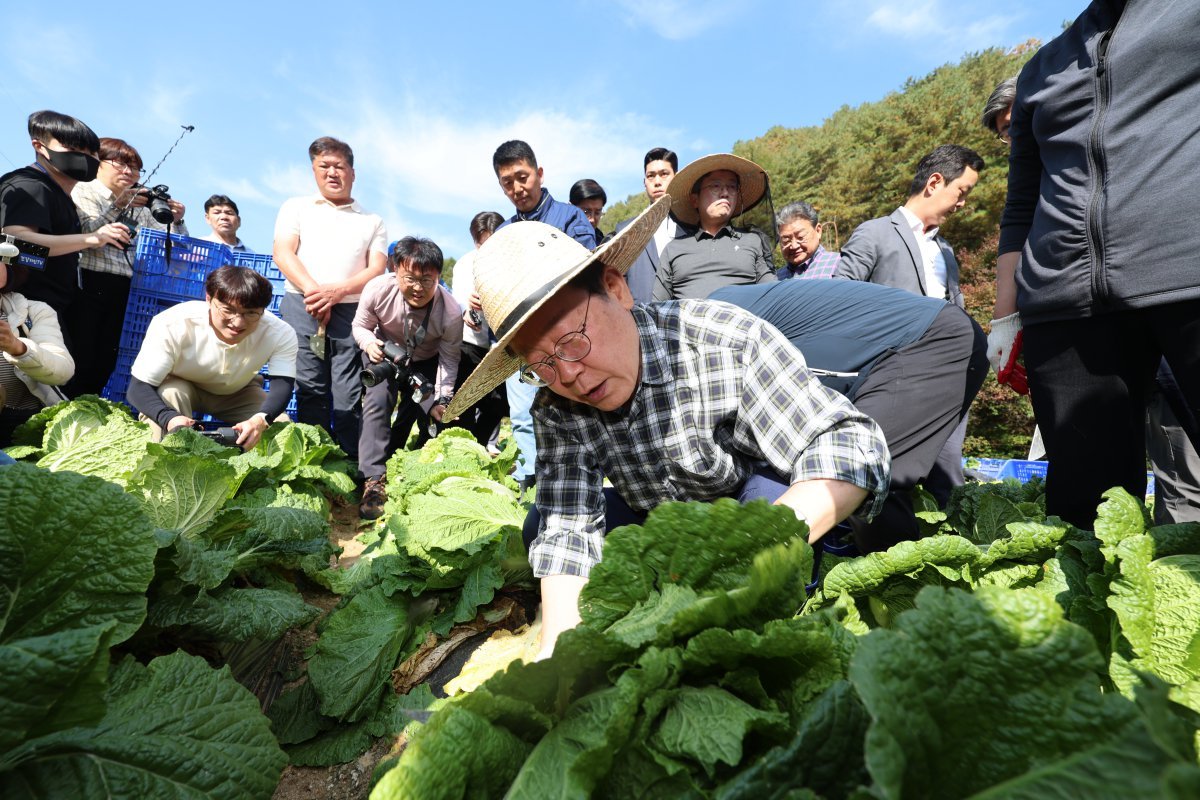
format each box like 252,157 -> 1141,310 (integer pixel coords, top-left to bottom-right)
268,428 -> 535,768
374,488 -> 1200,799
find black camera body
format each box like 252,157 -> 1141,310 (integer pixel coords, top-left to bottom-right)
138,184 -> 175,224
199,426 -> 240,447
360,340 -> 435,404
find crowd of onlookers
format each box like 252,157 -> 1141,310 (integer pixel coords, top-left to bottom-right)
1,5 -> 1197,592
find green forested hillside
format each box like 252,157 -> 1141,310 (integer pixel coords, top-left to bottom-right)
604,43 -> 1040,456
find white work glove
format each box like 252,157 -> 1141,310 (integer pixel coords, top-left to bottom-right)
986,313 -> 1022,374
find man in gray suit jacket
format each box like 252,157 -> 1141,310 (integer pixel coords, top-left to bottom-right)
615,147 -> 684,303
836,144 -> 983,307
836,144 -> 985,503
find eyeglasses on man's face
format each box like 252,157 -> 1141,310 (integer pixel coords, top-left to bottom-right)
213,303 -> 264,322
518,293 -> 592,387
399,272 -> 437,289
105,159 -> 144,175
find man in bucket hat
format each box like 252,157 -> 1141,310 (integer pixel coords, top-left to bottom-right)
445,197 -> 889,658
654,153 -> 776,301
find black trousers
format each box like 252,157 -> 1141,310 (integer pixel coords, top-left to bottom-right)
450,341 -> 508,446
358,354 -> 439,479
63,271 -> 131,398
1023,300 -> 1200,529
847,305 -> 988,552
281,293 -> 362,459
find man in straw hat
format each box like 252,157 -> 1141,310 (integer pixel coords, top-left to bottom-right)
445,197 -> 889,658
654,153 -> 776,302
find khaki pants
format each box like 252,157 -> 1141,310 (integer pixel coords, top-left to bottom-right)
142,375 -> 266,442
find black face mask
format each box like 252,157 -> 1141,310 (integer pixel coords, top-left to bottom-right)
42,147 -> 100,182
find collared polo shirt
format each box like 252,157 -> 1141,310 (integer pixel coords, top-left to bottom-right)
131,300 -> 297,394
655,224 -> 776,301
273,194 -> 387,302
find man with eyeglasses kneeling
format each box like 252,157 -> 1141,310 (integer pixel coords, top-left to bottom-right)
444,198 -> 889,660
353,237 -> 462,519
126,265 -> 297,449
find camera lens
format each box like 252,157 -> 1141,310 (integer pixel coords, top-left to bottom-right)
360,361 -> 397,388
149,196 -> 174,224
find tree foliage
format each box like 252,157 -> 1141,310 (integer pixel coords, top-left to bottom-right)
605,44 -> 1041,456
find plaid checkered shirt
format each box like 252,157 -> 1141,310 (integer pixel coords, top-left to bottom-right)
776,245 -> 841,281
528,300 -> 890,578
71,181 -> 187,277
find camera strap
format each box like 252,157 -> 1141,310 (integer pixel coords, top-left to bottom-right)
405,292 -> 436,352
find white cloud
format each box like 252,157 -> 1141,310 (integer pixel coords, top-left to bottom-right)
864,0 -> 1018,51
612,0 -> 744,41
143,86 -> 201,133
201,176 -> 278,208
302,98 -> 680,253
866,2 -> 936,36
259,164 -> 318,203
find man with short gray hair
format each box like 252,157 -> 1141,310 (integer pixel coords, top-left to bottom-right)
775,202 -> 839,280
981,77 -> 1017,144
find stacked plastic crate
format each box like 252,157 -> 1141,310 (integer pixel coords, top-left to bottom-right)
101,229 -> 294,417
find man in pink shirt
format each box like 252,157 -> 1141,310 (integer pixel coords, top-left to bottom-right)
353,236 -> 463,518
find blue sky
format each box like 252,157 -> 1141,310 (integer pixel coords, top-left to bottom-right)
0,0 -> 1081,259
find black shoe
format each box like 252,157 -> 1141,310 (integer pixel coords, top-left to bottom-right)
359,476 -> 388,520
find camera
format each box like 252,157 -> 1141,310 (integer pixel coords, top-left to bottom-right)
0,233 -> 49,270
467,309 -> 483,327
199,426 -> 240,447
360,340 -> 435,404
137,184 -> 175,224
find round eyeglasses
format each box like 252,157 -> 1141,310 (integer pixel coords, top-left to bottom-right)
518,294 -> 592,387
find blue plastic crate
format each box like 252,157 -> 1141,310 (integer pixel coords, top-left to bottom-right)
998,459 -> 1049,483
132,229 -> 230,300
118,292 -> 185,353
101,347 -> 140,406
963,457 -> 1007,481
228,251 -> 285,314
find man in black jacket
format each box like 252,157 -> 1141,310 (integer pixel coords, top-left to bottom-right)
989,0 -> 1200,526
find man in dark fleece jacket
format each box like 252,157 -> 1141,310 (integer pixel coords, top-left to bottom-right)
988,0 -> 1200,527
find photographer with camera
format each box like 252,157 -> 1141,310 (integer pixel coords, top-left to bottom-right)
68,137 -> 187,397
0,112 -> 131,325
353,236 -> 463,519
126,266 -> 297,449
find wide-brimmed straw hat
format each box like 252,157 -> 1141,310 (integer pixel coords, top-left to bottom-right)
666,153 -> 769,226
444,195 -> 670,421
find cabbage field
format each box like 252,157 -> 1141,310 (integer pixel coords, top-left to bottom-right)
3,398 -> 1199,799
